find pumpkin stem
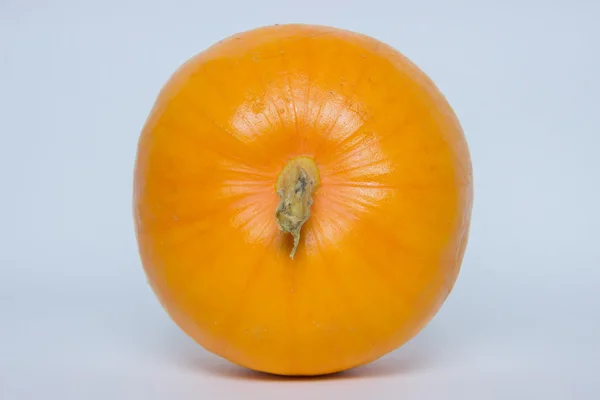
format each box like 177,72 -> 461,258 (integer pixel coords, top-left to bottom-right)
275,156 -> 320,259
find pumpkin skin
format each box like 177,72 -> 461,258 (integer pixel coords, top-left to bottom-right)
133,24 -> 473,376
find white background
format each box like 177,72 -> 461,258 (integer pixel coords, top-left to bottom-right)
1,0 -> 599,398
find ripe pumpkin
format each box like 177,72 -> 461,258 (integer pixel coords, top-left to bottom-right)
133,24 -> 473,376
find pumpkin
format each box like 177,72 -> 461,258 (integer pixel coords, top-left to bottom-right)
133,24 -> 473,376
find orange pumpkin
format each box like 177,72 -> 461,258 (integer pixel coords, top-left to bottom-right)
133,24 -> 473,376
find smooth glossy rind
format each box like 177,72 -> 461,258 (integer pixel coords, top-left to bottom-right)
134,24 -> 472,375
